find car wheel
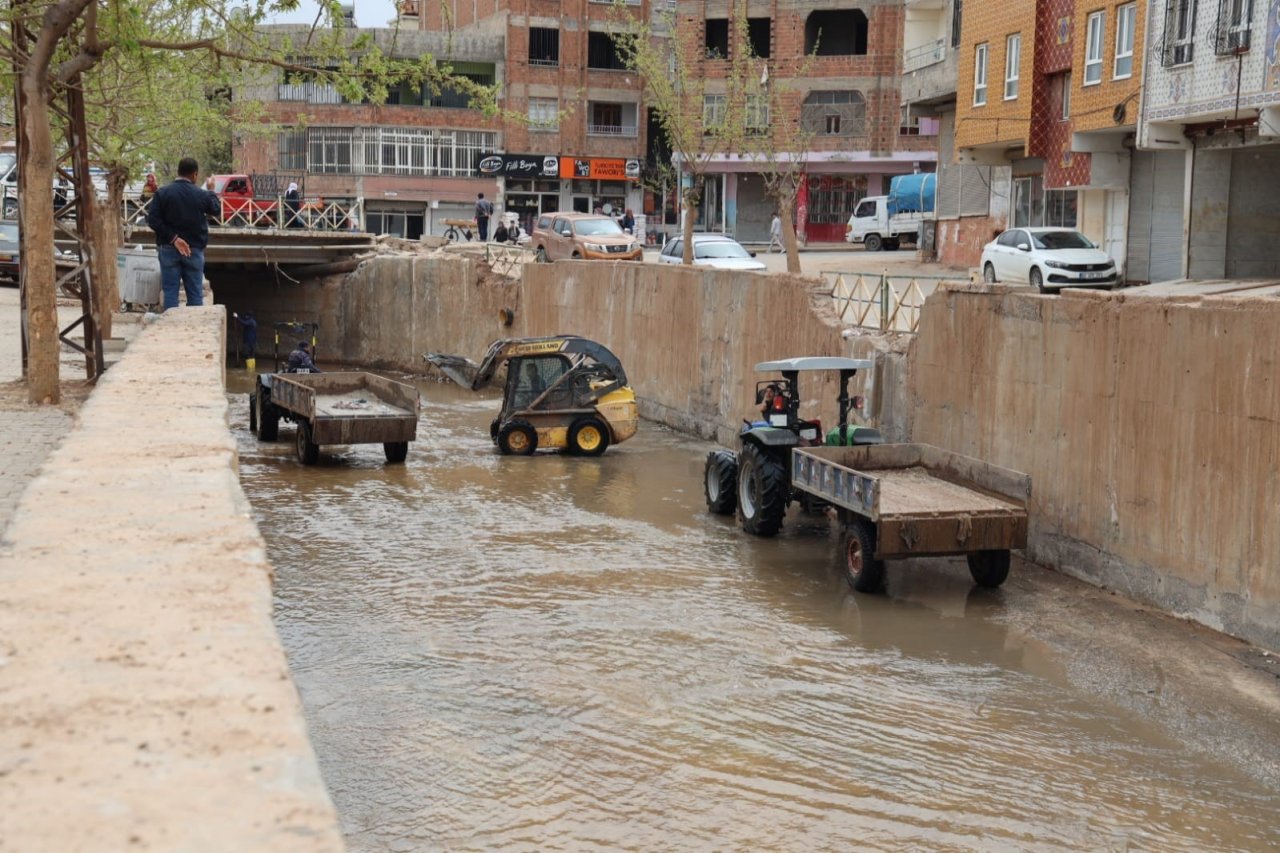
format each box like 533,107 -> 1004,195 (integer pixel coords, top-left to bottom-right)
535,246 -> 549,263
571,251 -> 582,259
1030,266 -> 1054,294
983,262 -> 997,283
864,234 -> 882,252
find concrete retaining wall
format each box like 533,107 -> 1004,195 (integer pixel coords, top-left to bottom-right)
0,307 -> 342,850
909,286 -> 1280,650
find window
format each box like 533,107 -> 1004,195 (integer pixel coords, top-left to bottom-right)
1215,0 -> 1253,53
704,18 -> 729,58
1162,0 -> 1197,65
802,90 -> 866,136
997,229 -> 1025,247
1044,190 -> 1079,227
952,0 -> 964,47
974,43 -> 988,105
1085,12 -> 1104,84
1004,34 -> 1020,99
1114,5 -> 1136,76
1012,176 -> 1042,227
528,98 -> 558,132
587,32 -> 627,70
804,10 -> 869,55
747,18 -> 771,58
529,28 -> 559,66
703,95 -> 725,132
278,129 -> 306,170
746,95 -> 769,133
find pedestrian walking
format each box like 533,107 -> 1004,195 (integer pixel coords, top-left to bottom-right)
768,211 -> 784,253
475,192 -> 494,241
146,157 -> 219,310
284,182 -> 302,228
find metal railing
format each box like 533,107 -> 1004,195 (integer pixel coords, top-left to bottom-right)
826,271 -> 959,333
484,242 -> 538,278
587,123 -> 639,137
903,38 -> 947,73
126,196 -> 365,232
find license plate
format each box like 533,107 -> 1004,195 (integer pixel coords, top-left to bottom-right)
800,428 -> 818,440
1083,272 -> 1108,280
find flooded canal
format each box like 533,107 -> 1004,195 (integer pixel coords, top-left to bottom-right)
231,375 -> 1279,851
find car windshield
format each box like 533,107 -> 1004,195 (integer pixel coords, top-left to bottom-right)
695,241 -> 751,259
573,218 -> 624,237
0,222 -> 17,244
1033,230 -> 1093,250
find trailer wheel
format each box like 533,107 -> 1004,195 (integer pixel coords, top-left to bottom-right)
737,442 -> 787,537
295,419 -> 320,465
248,392 -> 257,432
885,238 -> 900,251
704,450 -> 738,515
255,384 -> 279,442
568,417 -> 610,456
497,419 -> 538,456
842,519 -> 885,593
864,233 -> 883,252
967,550 -> 1011,588
384,442 -> 409,464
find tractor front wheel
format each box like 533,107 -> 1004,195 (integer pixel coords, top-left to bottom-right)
736,442 -> 787,537
704,450 -> 738,515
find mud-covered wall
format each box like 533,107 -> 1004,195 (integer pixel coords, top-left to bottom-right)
909,286 -> 1280,649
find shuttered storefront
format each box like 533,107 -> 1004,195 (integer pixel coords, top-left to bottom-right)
1127,149 -> 1185,284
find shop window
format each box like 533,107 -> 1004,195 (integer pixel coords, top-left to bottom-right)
1045,190 -> 1078,227
748,18 -> 771,58
588,32 -> 627,70
529,28 -> 559,66
704,19 -> 729,58
804,10 -> 868,55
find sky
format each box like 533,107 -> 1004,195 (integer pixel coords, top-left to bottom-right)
268,1 -> 401,28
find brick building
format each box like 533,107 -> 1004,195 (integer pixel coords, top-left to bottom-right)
233,25 -> 507,238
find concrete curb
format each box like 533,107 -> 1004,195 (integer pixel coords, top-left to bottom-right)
0,306 -> 343,851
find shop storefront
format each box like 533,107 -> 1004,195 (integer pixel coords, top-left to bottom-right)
476,153 -> 643,234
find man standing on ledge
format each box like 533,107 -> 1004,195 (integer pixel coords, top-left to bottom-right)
475,192 -> 494,242
147,157 -> 219,310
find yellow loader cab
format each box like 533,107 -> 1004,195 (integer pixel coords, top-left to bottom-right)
426,335 -> 638,456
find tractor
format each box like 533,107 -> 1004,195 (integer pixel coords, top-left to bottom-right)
704,357 -> 883,535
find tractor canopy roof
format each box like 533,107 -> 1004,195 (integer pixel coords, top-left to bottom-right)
755,357 -> 872,373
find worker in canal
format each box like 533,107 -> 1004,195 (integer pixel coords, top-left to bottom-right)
286,340 -> 322,373
232,312 -> 258,370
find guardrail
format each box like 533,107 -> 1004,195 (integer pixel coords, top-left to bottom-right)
903,38 -> 947,73
826,271 -> 963,334
484,242 -> 538,278
126,196 -> 364,232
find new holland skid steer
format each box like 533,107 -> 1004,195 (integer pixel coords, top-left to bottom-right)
426,335 -> 638,456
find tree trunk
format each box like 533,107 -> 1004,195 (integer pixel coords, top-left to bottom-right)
781,198 -> 801,274
19,71 -> 59,404
92,198 -> 117,338
680,180 -> 699,265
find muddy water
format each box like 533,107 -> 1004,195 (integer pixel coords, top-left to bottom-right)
231,375 -> 1279,852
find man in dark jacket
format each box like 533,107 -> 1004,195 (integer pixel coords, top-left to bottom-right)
286,341 -> 321,373
147,157 -> 219,310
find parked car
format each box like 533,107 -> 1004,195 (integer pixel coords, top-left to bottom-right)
658,234 -> 767,271
980,227 -> 1120,293
0,219 -> 18,285
531,213 -> 642,262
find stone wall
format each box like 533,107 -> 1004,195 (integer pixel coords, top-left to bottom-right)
909,285 -> 1280,649
0,307 -> 342,849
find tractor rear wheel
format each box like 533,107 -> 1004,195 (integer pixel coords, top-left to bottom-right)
842,519 -> 885,593
497,419 -> 538,456
736,442 -> 787,536
295,419 -> 320,465
384,442 -> 409,464
255,384 -> 279,442
967,550 -> 1011,588
704,450 -> 738,515
568,417 -> 610,456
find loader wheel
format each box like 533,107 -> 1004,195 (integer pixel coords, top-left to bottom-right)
255,384 -> 279,442
384,442 -> 409,464
967,550 -> 1011,588
497,419 -> 538,456
568,417 -> 610,456
295,419 -> 320,465
736,442 -> 787,536
843,519 -> 885,593
489,417 -> 501,443
864,233 -> 883,252
704,450 -> 738,515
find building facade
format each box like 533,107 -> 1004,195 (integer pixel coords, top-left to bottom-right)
1134,0 -> 1280,281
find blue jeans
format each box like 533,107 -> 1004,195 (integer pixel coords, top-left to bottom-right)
158,243 -> 206,310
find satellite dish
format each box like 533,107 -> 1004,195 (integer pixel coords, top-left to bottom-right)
1112,102 -> 1127,124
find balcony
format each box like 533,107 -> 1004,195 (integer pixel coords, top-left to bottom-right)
587,123 -> 639,138
904,37 -> 946,73
587,101 -> 639,138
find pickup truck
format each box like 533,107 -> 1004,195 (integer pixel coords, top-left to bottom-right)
209,174 -> 279,227
846,172 -> 936,252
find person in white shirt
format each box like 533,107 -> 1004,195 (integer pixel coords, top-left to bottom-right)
768,212 -> 783,253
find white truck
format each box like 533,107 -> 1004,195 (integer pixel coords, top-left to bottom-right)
845,172 -> 936,252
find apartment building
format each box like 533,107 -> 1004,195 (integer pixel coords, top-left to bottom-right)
420,0 -> 648,236
1135,0 -> 1280,281
233,25 -> 506,238
676,0 -> 935,243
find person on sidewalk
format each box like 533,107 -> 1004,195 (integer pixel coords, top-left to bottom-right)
475,192 -> 494,241
284,182 -> 302,228
768,212 -> 784,253
146,157 -> 219,310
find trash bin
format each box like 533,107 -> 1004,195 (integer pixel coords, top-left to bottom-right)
117,246 -> 161,311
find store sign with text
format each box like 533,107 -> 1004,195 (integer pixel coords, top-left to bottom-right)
474,153 -> 561,178
558,157 -> 642,181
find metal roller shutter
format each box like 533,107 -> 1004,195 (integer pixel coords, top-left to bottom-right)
1127,149 -> 1185,284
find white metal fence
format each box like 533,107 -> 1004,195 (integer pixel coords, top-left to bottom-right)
127,196 -> 365,231
826,271 -> 956,334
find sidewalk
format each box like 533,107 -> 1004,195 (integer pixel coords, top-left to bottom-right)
0,287 -> 142,536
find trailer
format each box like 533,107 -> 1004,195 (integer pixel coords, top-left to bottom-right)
250,371 -> 419,466
790,443 -> 1030,592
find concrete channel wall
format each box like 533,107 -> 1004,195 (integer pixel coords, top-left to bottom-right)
0,307 -> 343,850
909,286 -> 1280,650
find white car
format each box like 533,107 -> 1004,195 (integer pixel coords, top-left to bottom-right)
657,234 -> 767,271
980,227 -> 1120,293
